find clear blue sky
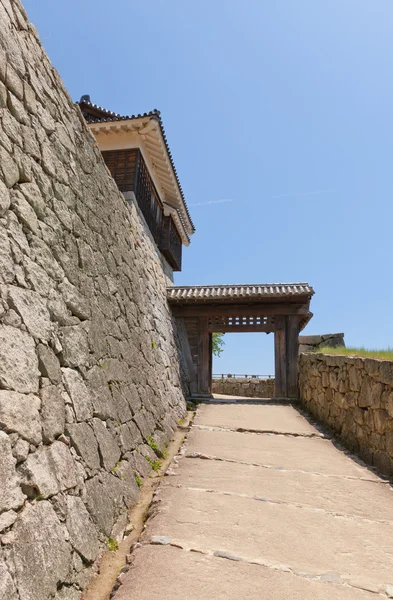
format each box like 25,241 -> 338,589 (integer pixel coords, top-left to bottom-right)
26,0 -> 393,375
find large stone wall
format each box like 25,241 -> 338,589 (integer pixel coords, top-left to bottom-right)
299,353 -> 393,476
212,377 -> 275,398
298,333 -> 345,354
0,2 -> 187,598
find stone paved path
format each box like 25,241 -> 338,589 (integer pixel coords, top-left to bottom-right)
114,398 -> 393,599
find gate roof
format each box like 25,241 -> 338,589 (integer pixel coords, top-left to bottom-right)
167,283 -> 314,304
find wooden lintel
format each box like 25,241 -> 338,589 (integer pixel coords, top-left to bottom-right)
208,325 -> 274,334
171,303 -> 309,319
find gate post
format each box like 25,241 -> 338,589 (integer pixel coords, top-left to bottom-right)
286,315 -> 300,399
197,317 -> 211,396
274,315 -> 287,397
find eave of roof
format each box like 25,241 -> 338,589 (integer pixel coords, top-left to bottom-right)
167,283 -> 314,303
78,100 -> 195,235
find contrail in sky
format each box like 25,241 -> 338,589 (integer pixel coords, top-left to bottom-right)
272,190 -> 335,199
189,199 -> 233,207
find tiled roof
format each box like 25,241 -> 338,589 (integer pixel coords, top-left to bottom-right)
167,283 -> 314,303
77,98 -> 195,233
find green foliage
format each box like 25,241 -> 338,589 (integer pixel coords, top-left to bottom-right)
315,346 -> 393,360
147,436 -> 166,459
151,341 -> 158,350
107,537 -> 119,552
145,456 -> 162,472
135,475 -> 142,487
212,332 -> 225,357
147,436 -> 159,453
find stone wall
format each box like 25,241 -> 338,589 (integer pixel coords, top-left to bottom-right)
298,333 -> 345,354
299,353 -> 393,476
212,378 -> 275,398
0,2 -> 187,599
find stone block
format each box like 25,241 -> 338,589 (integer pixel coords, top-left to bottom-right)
0,431 -> 25,512
358,376 -> 383,409
114,460 -> 140,508
66,495 -> 99,563
0,226 -> 14,284
0,179 -> 10,216
66,422 -> 100,471
0,325 -> 39,393
12,437 -> 29,462
298,344 -> 315,354
41,384 -> 65,442
59,325 -> 90,368
8,285 -> 52,340
19,441 -> 78,498
62,368 -> 93,422
37,343 -> 62,384
0,557 -> 18,600
11,501 -> 72,600
298,335 -> 322,345
347,365 -> 361,392
0,508 -> 18,532
0,144 -> 19,188
379,361 -> 393,387
92,417 -> 121,471
364,358 -> 381,378
55,588 -> 82,600
0,390 -> 42,444
85,472 -> 125,536
58,278 -> 90,320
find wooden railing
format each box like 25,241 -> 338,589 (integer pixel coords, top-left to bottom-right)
133,151 -> 163,245
212,374 -> 274,379
102,149 -> 183,270
161,215 -> 182,271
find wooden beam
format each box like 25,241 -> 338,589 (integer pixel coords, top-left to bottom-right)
286,315 -> 300,399
197,317 -> 211,395
209,333 -> 213,395
274,315 -> 287,397
208,325 -> 274,333
171,303 -> 309,319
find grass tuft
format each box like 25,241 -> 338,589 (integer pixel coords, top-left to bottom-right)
315,346 -> 393,360
107,537 -> 118,552
145,456 -> 162,472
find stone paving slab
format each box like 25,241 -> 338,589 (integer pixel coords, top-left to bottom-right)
186,428 -> 380,479
146,485 -> 393,585
115,400 -> 393,599
114,545 -> 378,600
194,402 -> 317,435
165,457 -> 393,522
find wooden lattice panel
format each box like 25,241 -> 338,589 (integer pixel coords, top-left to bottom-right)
208,315 -> 275,333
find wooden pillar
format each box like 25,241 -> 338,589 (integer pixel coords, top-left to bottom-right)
197,317 -> 211,395
286,315 -> 300,399
208,333 -> 213,395
274,315 -> 287,397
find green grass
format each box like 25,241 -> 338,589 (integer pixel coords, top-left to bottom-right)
107,537 -> 119,552
315,346 -> 393,360
135,475 -> 142,487
145,456 -> 162,472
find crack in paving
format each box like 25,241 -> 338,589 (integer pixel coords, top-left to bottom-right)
147,536 -> 393,597
192,423 -> 330,439
163,483 -> 393,526
185,452 -> 392,485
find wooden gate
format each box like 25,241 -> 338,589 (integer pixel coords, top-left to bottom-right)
168,284 -> 314,399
